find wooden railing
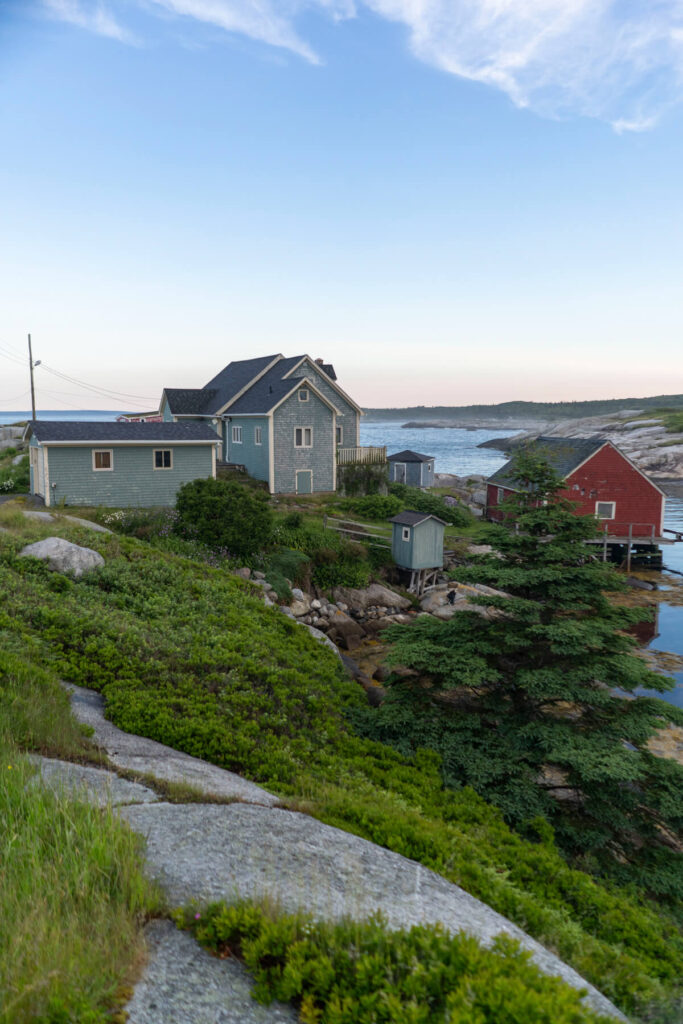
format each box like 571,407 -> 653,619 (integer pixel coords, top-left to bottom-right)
336,446 -> 387,465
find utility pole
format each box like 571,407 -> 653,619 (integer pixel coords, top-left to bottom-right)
28,334 -> 41,420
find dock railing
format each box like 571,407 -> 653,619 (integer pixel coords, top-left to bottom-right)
336,445 -> 387,465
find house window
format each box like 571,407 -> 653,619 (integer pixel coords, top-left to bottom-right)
154,449 -> 172,470
336,425 -> 343,445
596,501 -> 616,519
497,487 -> 505,503
92,449 -> 113,471
294,426 -> 312,448
254,426 -> 262,445
232,425 -> 243,444
402,527 -> 410,541
298,389 -> 309,402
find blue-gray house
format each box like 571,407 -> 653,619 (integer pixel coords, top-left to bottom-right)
159,354 -> 372,495
388,450 -> 435,488
26,421 -> 219,508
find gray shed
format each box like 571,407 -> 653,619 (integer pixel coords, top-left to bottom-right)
388,450 -> 435,488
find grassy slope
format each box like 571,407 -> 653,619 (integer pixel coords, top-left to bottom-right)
0,642 -> 161,1024
0,506 -> 681,1018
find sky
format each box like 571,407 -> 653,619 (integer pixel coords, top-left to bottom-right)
1,0 -> 683,412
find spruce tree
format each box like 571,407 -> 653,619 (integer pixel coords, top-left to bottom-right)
354,451 -> 683,899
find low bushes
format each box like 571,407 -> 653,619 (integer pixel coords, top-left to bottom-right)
0,454 -> 29,494
176,901 -> 616,1024
341,494 -> 402,520
0,524 -> 681,1016
389,483 -> 472,526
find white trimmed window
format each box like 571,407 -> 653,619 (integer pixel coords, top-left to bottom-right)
232,425 -> 243,444
336,425 -> 343,445
497,487 -> 506,503
402,527 -> 410,541
154,449 -> 172,470
254,426 -> 262,445
294,426 -> 312,448
92,449 -> 113,471
298,388 -> 309,402
596,501 -> 615,519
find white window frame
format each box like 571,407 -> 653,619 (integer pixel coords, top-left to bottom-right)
232,425 -> 243,444
497,487 -> 506,503
402,526 -> 410,541
294,426 -> 313,448
595,500 -> 616,520
298,388 -> 309,403
92,449 -> 113,472
254,426 -> 262,445
153,449 -> 173,470
336,425 -> 343,445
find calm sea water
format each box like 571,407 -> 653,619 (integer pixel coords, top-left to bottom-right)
0,409 -> 121,426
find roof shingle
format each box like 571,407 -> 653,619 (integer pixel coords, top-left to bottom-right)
28,421 -> 220,443
487,437 -> 606,488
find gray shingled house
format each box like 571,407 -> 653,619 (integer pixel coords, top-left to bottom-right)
26,421 -> 219,508
159,354 -> 383,495
387,450 -> 435,488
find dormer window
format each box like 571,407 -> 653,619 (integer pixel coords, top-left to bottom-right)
298,389 -> 309,402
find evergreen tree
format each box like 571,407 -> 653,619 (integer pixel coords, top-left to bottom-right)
353,451 -> 683,899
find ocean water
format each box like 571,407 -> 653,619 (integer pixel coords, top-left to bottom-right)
0,409 -> 121,426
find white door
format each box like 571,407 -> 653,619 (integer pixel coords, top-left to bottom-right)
31,447 -> 44,497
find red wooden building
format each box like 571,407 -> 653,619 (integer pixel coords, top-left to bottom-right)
486,437 -> 666,542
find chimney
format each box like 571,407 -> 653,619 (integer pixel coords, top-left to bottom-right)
315,358 -> 324,365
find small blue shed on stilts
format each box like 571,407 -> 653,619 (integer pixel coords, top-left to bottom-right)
390,510 -> 446,594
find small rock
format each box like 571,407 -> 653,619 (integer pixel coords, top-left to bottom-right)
253,570 -> 266,580
291,587 -> 306,602
311,599 -> 321,610
235,567 -> 251,580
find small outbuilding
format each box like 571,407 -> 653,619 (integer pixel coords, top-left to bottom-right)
390,510 -> 446,594
25,420 -> 220,508
387,450 -> 435,488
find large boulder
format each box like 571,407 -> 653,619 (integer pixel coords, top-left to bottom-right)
332,583 -> 411,612
19,537 -> 104,577
326,608 -> 366,651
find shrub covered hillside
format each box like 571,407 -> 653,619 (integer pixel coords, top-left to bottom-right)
0,515 -> 682,1019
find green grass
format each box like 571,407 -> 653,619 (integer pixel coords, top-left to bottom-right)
0,648 -> 162,1024
0,516 -> 681,1017
176,901 -> 619,1024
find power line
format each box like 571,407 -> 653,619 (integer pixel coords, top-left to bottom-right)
0,390 -> 31,405
39,363 -> 157,403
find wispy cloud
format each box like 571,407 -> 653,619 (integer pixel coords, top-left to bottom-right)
44,0 -> 138,44
42,0 -> 683,128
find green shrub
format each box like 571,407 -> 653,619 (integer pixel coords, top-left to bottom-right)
0,456 -> 29,495
176,478 -> 272,558
177,902 -> 615,1024
0,446 -> 17,458
343,494 -> 402,520
312,559 -> 371,589
389,483 -> 472,526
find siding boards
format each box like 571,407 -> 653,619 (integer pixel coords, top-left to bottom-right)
290,359 -> 359,447
44,444 -> 214,507
226,416 -> 270,483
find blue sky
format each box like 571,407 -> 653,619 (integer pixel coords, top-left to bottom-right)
1,1 -> 682,412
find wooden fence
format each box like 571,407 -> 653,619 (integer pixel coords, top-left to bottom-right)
336,446 -> 387,465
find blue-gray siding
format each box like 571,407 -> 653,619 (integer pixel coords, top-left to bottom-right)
289,359 -> 359,448
392,518 -> 444,570
41,444 -> 214,507
390,460 -> 434,487
225,416 -> 270,482
273,389 -> 334,494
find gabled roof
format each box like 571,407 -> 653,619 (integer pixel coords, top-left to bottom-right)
388,449 -> 434,463
160,353 -> 359,420
163,388 -> 218,415
27,421 -> 219,444
487,437 -> 606,489
391,510 -> 447,527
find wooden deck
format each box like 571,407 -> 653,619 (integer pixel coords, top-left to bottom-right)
336,446 -> 387,465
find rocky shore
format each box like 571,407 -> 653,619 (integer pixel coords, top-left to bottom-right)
476,410 -> 683,480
